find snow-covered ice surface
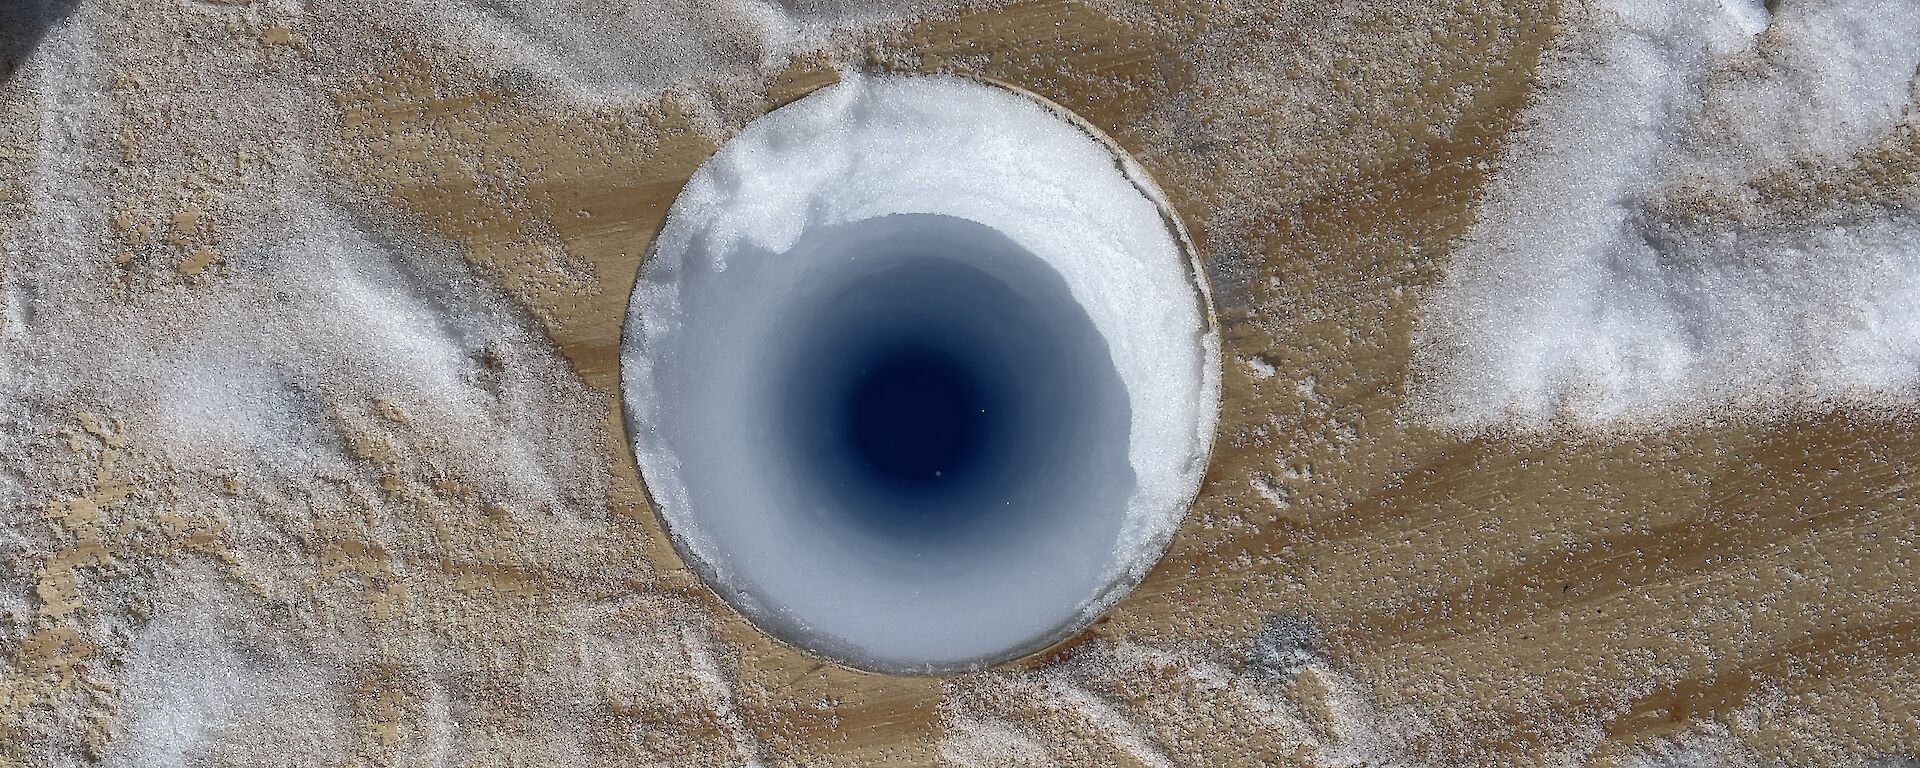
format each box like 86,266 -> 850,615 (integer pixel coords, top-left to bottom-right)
938,636 -> 1441,768
623,74 -> 1220,672
0,0 -> 799,764
1413,0 -> 1920,431
1,0 -> 1917,764
401,0 -> 955,104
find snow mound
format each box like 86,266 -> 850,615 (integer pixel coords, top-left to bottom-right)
1414,0 -> 1920,430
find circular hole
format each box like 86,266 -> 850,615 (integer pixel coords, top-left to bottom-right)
621,74 -> 1220,674
769,215 -> 1130,547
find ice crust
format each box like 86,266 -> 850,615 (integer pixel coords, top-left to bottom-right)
622,74 -> 1221,672
1414,0 -> 1920,429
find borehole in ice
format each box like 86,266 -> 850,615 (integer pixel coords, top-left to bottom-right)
771,216 -> 1130,544
621,75 -> 1220,674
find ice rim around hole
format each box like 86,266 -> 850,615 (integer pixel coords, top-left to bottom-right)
618,72 -> 1223,675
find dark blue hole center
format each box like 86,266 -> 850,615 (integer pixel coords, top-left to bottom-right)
838,342 -> 997,493
760,214 -> 1134,546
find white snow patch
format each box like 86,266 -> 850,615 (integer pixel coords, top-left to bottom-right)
393,0 -> 964,103
1414,0 -> 1920,430
1244,355 -> 1278,378
1252,474 -> 1291,509
938,715 -> 1054,767
103,577 -> 349,768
